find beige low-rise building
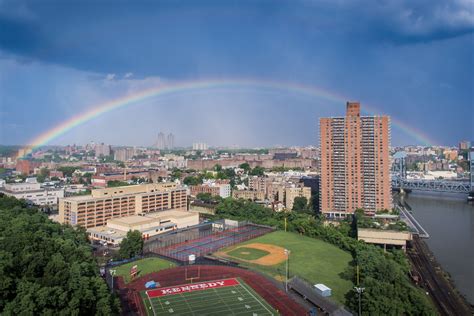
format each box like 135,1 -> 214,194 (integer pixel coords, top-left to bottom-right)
358,228 -> 412,250
283,186 -> 311,210
58,182 -> 187,228
189,180 -> 231,198
232,189 -> 266,201
87,210 -> 199,246
248,176 -> 267,193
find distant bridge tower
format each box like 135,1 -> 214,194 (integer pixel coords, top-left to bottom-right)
469,150 -> 474,191
392,151 -> 407,179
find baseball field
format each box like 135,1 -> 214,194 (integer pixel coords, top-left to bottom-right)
214,230 -> 353,303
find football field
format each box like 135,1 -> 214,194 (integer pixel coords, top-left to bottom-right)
142,278 -> 278,315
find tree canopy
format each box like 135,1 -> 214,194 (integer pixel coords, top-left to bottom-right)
249,166 -> 265,176
292,196 -> 310,213
118,230 -> 143,259
0,194 -> 120,315
196,192 -> 223,204
183,176 -> 202,186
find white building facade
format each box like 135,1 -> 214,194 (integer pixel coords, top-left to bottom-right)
1,180 -> 64,206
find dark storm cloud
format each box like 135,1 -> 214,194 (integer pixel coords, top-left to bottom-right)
0,0 -> 472,75
0,0 -> 472,146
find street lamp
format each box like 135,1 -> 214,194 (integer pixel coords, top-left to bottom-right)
354,286 -> 365,316
110,269 -> 116,293
284,249 -> 290,292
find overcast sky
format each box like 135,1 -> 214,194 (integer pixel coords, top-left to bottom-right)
0,0 -> 473,147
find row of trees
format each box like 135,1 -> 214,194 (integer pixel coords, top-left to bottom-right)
0,195 -> 120,315
214,198 -> 435,315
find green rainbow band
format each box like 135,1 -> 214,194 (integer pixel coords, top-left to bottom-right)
20,78 -> 435,156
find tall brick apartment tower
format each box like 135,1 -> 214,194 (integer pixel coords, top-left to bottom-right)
320,102 -> 391,217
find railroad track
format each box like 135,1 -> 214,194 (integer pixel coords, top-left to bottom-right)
408,236 -> 471,316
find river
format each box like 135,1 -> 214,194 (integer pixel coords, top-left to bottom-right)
404,194 -> 474,304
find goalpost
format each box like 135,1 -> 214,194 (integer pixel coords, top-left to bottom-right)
185,266 -> 201,283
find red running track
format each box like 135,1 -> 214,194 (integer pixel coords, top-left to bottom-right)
116,265 -> 308,316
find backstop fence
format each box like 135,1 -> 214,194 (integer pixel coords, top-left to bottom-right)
143,220 -> 274,262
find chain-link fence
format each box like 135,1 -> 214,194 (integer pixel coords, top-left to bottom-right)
144,220 -> 274,262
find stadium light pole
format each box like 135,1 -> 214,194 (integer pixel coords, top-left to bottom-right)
284,249 -> 290,292
110,269 -> 116,293
354,286 -> 365,316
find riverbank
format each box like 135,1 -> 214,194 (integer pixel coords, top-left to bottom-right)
408,235 -> 472,315
401,194 -> 473,309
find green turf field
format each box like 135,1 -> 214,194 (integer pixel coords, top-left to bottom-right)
218,231 -> 353,304
227,247 -> 270,260
141,278 -> 278,316
115,257 -> 176,283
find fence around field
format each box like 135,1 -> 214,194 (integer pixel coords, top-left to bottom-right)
144,220 -> 274,262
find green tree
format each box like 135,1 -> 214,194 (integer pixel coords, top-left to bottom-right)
36,168 -> 50,183
196,193 -> 222,204
0,195 -> 120,314
107,180 -> 130,187
170,168 -> 182,181
196,192 -> 213,203
292,196 -> 309,212
183,176 -> 202,186
57,166 -> 79,177
239,163 -> 251,172
249,166 -> 265,176
118,230 -> 144,259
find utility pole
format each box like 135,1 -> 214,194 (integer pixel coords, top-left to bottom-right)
110,269 -> 116,293
354,286 -> 365,315
355,265 -> 364,315
284,249 -> 290,292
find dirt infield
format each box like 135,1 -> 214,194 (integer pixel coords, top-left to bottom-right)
115,265 -> 307,316
217,243 -> 287,266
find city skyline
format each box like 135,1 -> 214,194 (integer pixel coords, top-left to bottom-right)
0,1 -> 472,148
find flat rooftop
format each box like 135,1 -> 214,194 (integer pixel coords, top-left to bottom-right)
61,183 -> 180,201
107,210 -> 196,226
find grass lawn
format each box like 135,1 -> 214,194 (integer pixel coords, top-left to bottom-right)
218,231 -> 353,304
227,247 -> 270,260
115,257 -> 176,283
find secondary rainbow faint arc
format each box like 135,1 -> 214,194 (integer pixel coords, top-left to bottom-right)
21,78 -> 435,156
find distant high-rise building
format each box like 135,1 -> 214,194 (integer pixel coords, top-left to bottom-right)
167,133 -> 175,149
320,102 -> 391,217
94,143 -> 111,157
156,132 -> 166,150
193,142 -> 208,150
113,147 -> 136,161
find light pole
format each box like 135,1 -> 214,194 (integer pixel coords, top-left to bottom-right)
110,269 -> 116,293
354,286 -> 365,316
284,249 -> 290,292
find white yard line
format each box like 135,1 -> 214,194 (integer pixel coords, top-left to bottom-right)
147,294 -> 157,316
238,283 -> 274,316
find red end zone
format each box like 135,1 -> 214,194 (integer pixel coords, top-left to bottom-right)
147,278 -> 240,298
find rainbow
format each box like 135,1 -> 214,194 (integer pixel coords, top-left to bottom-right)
19,78 -> 435,156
